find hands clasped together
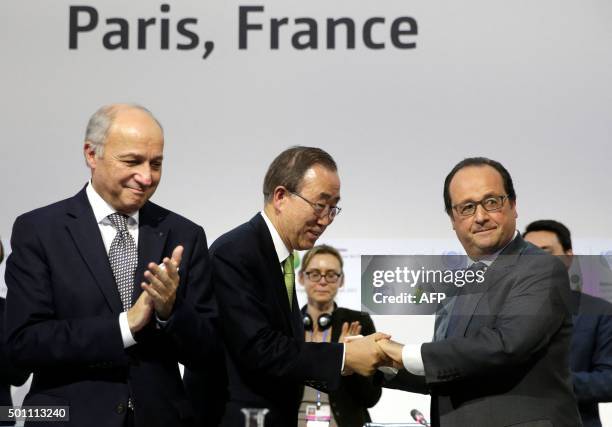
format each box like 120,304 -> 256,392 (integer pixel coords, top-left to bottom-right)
340,323 -> 405,376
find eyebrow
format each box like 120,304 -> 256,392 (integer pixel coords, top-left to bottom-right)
317,193 -> 341,203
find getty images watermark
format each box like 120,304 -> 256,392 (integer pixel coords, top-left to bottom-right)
361,254 -> 612,315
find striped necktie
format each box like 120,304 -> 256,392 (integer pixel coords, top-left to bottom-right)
283,254 -> 295,309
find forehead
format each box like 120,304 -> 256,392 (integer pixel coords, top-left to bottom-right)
306,253 -> 341,269
105,109 -> 164,152
449,165 -> 505,203
524,230 -> 562,248
299,165 -> 341,199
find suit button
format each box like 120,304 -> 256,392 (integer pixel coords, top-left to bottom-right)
116,403 -> 126,414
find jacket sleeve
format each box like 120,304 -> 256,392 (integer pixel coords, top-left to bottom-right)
213,246 -> 343,389
572,312 -> 612,402
154,226 -> 220,369
421,256 -> 570,385
339,313 -> 382,407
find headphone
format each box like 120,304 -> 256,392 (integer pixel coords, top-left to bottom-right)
302,304 -> 336,332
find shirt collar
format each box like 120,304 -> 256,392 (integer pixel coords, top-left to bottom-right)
86,181 -> 139,226
260,211 -> 291,264
468,229 -> 518,268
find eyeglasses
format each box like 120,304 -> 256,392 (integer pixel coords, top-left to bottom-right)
290,192 -> 342,220
453,195 -> 509,217
304,270 -> 342,283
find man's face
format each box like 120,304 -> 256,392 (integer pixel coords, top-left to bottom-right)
277,165 -> 341,251
85,108 -> 164,214
524,230 -> 573,269
449,165 -> 517,259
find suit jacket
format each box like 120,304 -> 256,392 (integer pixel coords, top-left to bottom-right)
300,306 -> 381,427
4,188 -> 218,427
570,291 -> 612,427
212,213 -> 344,427
0,298 -> 29,426
386,234 -> 582,427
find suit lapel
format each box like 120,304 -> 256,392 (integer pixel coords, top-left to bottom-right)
251,214 -> 296,336
66,188 -> 123,313
134,202 -> 169,305
452,234 -> 526,337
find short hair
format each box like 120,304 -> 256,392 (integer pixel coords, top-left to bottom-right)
84,104 -> 162,158
443,157 -> 516,216
524,220 -> 572,251
299,244 -> 344,273
263,146 -> 337,202
0,240 -> 3,264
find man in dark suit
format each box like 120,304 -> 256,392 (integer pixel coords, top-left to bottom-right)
0,242 -> 29,426
207,146 -> 388,427
4,104 -> 218,427
378,157 -> 581,426
524,219 -> 612,427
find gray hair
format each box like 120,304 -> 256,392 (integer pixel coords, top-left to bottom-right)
84,104 -> 162,158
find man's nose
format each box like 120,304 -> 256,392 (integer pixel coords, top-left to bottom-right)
134,164 -> 153,186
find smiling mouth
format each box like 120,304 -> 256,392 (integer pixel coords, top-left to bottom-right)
474,228 -> 495,234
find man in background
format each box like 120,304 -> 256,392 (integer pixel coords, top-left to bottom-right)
524,219 -> 612,427
5,104 -> 218,427
378,157 -> 581,426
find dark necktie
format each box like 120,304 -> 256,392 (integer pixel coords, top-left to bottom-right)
436,261 -> 487,340
107,213 -> 138,311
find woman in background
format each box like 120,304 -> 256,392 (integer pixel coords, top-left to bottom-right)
297,244 -> 381,427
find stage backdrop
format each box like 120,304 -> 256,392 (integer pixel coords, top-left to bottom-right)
2,0 -> 611,424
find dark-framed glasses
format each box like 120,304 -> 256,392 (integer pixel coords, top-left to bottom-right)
290,192 -> 342,220
453,195 -> 509,217
304,270 -> 342,283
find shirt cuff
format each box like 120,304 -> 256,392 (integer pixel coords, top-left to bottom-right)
402,344 -> 425,376
378,366 -> 399,381
119,312 -> 137,348
341,343 -> 346,373
155,313 -> 171,329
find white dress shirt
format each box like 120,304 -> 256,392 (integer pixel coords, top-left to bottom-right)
86,182 -> 138,348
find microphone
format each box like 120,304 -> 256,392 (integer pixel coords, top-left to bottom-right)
410,409 -> 429,426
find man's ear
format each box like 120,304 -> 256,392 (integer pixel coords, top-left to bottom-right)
272,186 -> 290,212
84,142 -> 97,168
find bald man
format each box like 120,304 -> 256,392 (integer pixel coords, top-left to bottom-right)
5,104 -> 218,427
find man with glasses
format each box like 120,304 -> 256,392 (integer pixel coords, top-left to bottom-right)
201,146 -> 388,427
378,157 -> 581,426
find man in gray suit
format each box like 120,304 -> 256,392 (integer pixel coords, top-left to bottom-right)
378,157 -> 581,426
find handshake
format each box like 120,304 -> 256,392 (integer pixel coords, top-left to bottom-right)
343,332 -> 405,376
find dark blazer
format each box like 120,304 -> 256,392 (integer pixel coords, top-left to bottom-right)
212,213 -> 344,427
0,298 -> 29,426
300,306 -> 382,427
386,234 -> 582,427
4,188 -> 218,427
570,291 -> 612,427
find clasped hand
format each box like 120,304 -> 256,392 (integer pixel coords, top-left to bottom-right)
127,245 -> 183,333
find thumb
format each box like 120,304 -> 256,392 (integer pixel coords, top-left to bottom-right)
370,332 -> 392,341
171,245 -> 184,266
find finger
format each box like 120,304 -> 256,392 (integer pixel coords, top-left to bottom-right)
370,332 -> 392,341
171,245 -> 183,266
144,271 -> 170,296
147,262 -> 171,286
141,282 -> 164,305
355,324 -> 362,335
341,322 -> 349,336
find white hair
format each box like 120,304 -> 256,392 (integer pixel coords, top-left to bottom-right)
84,104 -> 162,158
